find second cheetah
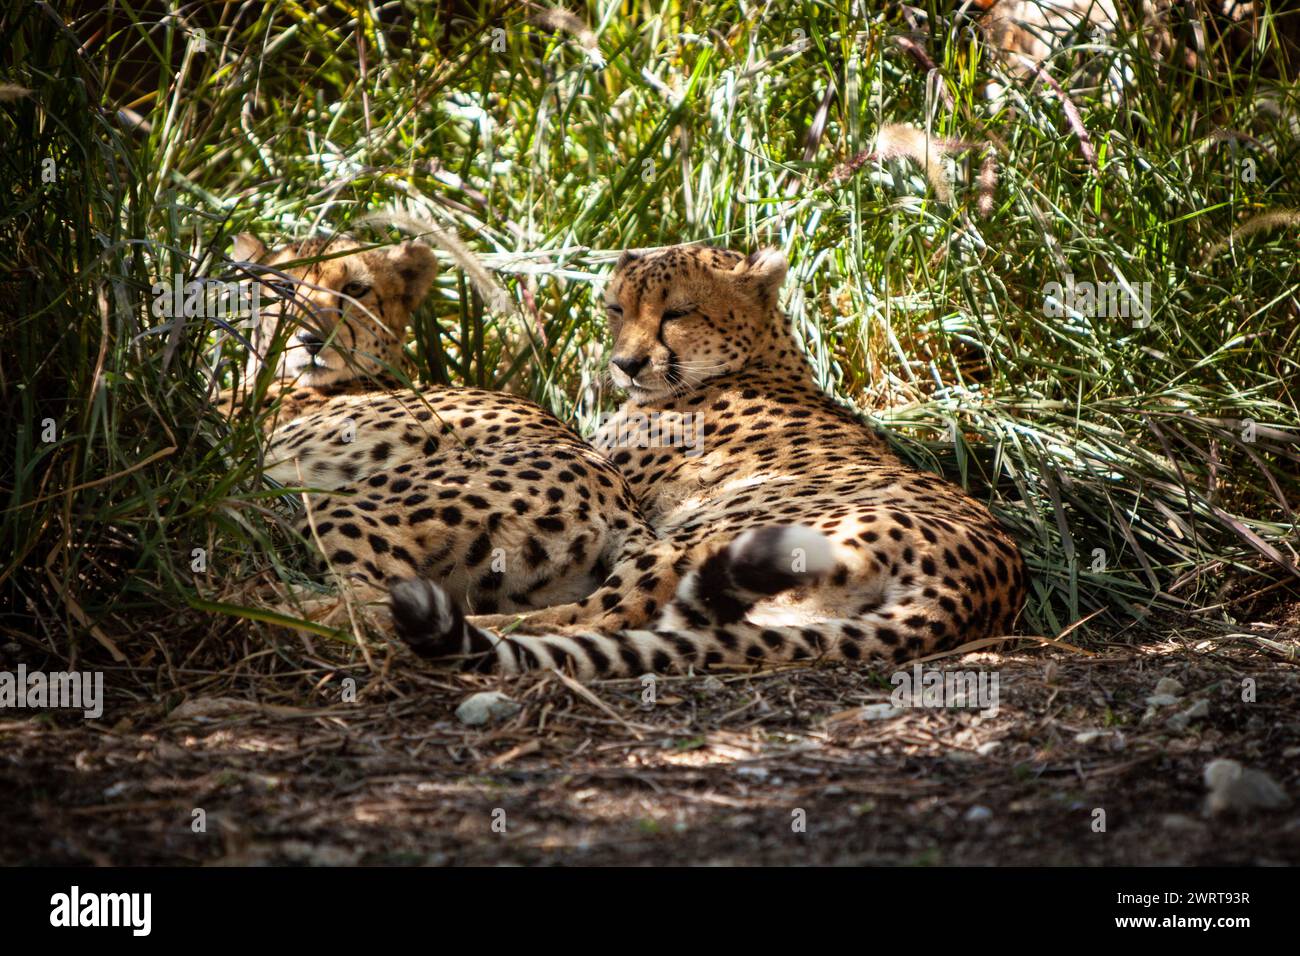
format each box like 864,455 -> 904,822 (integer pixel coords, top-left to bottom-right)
391,243 -> 1028,676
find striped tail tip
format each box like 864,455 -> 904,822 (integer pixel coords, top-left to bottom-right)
389,578 -> 467,659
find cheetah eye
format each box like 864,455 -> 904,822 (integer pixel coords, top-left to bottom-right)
341,281 -> 372,299
605,304 -> 623,316
662,307 -> 693,321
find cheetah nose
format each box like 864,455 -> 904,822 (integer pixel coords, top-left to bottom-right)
296,330 -> 326,355
612,355 -> 648,379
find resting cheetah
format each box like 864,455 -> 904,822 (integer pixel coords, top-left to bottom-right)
391,244 -> 1028,675
225,232 -> 656,614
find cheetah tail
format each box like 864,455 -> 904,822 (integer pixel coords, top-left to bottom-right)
390,583 -> 903,677
387,575 -> 490,669
389,525 -> 839,676
655,525 -> 835,630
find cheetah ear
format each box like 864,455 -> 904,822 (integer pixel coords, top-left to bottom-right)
616,249 -> 642,271
733,247 -> 788,294
382,240 -> 438,309
231,232 -> 267,263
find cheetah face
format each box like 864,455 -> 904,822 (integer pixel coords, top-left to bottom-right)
604,244 -> 788,402
232,234 -> 437,386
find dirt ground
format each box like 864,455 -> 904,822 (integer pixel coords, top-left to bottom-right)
2,613 -> 1298,866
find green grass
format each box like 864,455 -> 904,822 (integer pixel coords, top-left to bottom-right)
2,1 -> 1298,664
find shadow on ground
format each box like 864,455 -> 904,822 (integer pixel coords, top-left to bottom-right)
2,619 -> 1297,865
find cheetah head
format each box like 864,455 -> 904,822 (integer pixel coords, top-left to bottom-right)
232,233 -> 437,386
603,244 -> 788,402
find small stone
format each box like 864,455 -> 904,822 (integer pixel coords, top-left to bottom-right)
1204,758 -> 1243,790
454,691 -> 520,726
1160,813 -> 1203,832
976,741 -> 1001,756
1203,758 -> 1290,816
1166,700 -> 1209,733
1145,693 -> 1181,708
1153,677 -> 1185,697
860,703 -> 904,721
965,805 -> 993,822
278,841 -> 362,866
698,676 -> 726,694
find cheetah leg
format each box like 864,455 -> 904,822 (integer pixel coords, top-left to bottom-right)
461,538 -> 686,634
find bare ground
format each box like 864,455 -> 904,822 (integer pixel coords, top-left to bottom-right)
2,617 -> 1298,866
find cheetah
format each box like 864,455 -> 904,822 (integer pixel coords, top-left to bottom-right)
224,232 -> 657,615
390,244 -> 1028,676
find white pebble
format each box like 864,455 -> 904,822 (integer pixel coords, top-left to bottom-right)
1166,699 -> 1209,733
1203,759 -> 1290,816
454,691 -> 521,726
